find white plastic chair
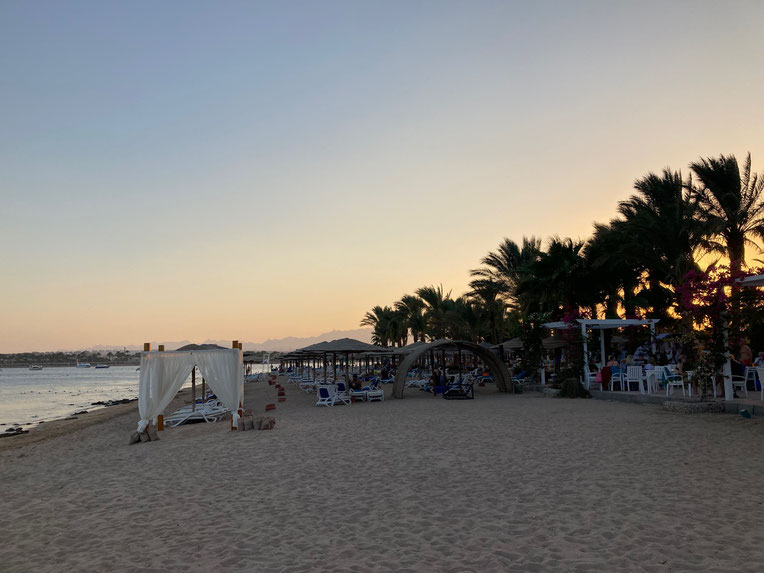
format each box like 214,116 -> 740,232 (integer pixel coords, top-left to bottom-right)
745,367 -> 758,394
731,375 -> 748,398
584,365 -> 599,390
607,367 -> 623,391
661,366 -> 685,397
624,366 -> 644,393
643,370 -> 659,394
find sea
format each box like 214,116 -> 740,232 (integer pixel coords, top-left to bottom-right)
0,364 -> 274,427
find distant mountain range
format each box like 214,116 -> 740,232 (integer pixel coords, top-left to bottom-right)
85,328 -> 373,353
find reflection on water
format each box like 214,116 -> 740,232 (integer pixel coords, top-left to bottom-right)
0,363 -> 274,426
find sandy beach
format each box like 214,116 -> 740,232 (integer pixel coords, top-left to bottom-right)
1,377 -> 764,572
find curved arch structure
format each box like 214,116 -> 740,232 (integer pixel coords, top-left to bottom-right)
392,340 -> 513,398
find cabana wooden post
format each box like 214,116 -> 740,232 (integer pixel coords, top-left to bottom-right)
191,367 -> 196,412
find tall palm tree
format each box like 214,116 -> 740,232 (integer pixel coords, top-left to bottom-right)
360,305 -> 397,347
443,296 -> 483,342
690,152 -> 764,275
394,294 -> 426,343
415,284 -> 452,340
467,277 -> 506,344
585,221 -> 644,318
469,236 -> 542,307
516,236 -> 594,318
613,169 -> 709,325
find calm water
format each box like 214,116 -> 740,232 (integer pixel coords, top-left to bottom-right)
0,364 -> 273,427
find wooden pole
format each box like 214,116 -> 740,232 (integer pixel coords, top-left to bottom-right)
201,377 -> 206,404
191,367 -> 196,412
145,342 -> 158,427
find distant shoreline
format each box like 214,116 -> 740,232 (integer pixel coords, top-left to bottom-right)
0,362 -> 139,368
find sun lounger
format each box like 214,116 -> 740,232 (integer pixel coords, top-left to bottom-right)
315,386 -> 333,407
333,382 -> 352,406
366,385 -> 384,402
443,375 -> 475,400
348,378 -> 385,402
164,400 -> 228,427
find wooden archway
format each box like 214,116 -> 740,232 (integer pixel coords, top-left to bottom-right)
392,340 -> 513,398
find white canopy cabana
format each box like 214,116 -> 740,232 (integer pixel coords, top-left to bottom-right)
543,319 -> 660,367
137,348 -> 244,432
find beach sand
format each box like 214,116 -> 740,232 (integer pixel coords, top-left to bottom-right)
1,377 -> 764,572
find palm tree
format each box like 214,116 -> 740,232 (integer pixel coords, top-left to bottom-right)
394,295 -> 426,343
443,296 -> 483,342
467,277 -> 506,343
585,221 -> 644,318
611,169 -> 709,325
415,284 -> 452,340
690,152 -> 764,276
469,236 -> 541,307
516,236 -> 594,318
360,305 -> 397,347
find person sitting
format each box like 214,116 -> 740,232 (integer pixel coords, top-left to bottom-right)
754,352 -> 764,367
350,374 -> 362,390
739,338 -> 753,367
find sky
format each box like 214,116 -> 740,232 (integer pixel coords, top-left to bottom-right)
2,0 -> 763,352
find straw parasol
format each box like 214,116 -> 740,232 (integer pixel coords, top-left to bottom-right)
296,338 -> 391,382
492,338 -> 522,350
542,336 -> 569,349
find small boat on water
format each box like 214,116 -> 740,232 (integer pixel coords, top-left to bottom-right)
28,365 -> 43,371
76,362 -> 91,368
95,364 -> 110,369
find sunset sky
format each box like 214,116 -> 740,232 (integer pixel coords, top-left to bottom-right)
2,1 -> 763,352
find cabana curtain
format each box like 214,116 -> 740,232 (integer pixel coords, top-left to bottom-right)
137,349 -> 243,432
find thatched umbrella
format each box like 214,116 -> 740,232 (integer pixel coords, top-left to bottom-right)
495,338 -> 523,350
542,336 -> 569,349
297,338 -> 390,382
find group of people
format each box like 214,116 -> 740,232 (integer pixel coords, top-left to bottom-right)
593,337 -> 762,396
